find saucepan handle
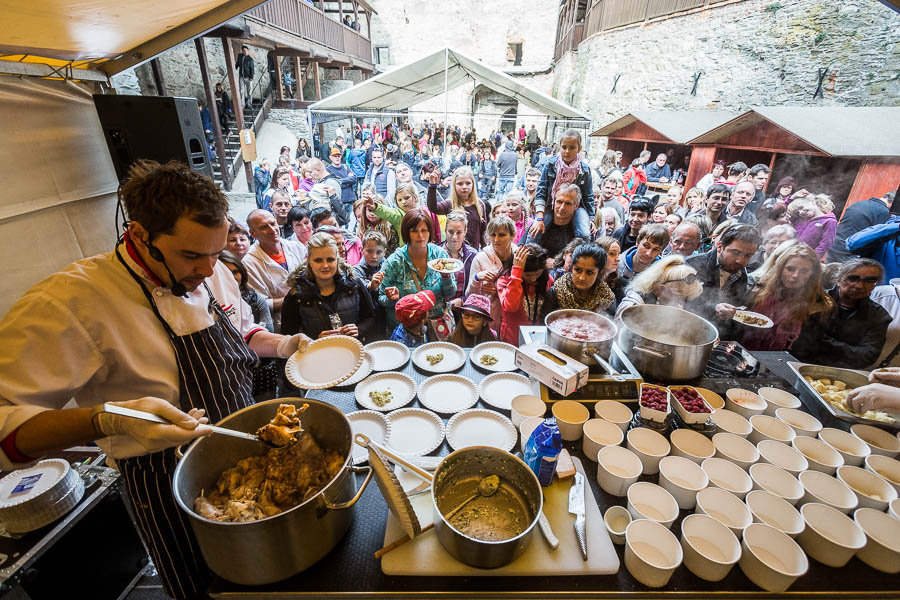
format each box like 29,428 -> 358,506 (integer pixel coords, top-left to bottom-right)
325,464 -> 374,510
632,345 -> 670,359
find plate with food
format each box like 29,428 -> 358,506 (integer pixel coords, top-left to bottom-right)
470,341 -> 518,372
732,310 -> 774,328
385,408 -> 445,456
418,374 -> 479,414
428,257 -> 464,273
789,362 -> 898,430
285,335 -> 364,389
364,340 -> 411,371
346,410 -> 391,465
446,409 -> 517,452
354,372 -> 417,412
478,372 -> 534,411
411,341 -> 466,373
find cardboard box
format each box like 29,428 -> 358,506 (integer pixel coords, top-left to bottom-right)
515,343 -> 589,397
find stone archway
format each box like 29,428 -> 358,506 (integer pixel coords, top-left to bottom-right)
470,84 -> 518,138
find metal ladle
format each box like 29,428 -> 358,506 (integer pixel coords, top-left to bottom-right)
443,474 -> 501,520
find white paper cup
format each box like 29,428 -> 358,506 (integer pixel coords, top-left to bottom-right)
798,502 -> 865,567
552,400 -> 590,441
624,519 -> 683,588
724,388 -> 767,419
594,400 -> 633,431
757,387 -> 801,416
680,513 -> 740,582
710,409 -> 752,438
519,416 -> 543,453
604,505 -> 631,545
626,427 -> 670,475
836,464 -> 897,511
799,469 -> 858,514
851,423 -> 900,458
739,523 -> 808,592
749,463 -> 804,506
865,454 -> 900,494
712,432 -> 759,470
819,427 -> 870,467
745,489 -> 804,538
854,507 -> 900,573
658,455 -> 708,510
627,481 -> 679,529
582,418 -> 623,462
757,439 -> 808,476
749,414 -> 795,446
510,394 -> 546,427
792,435 -> 843,475
669,428 -> 715,465
775,407 -> 822,438
597,445 -> 642,497
701,457 -> 752,499
695,486 -> 752,538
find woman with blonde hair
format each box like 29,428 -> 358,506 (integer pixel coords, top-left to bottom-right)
598,150 -> 619,178
504,188 -> 533,243
615,254 -> 703,318
427,165 -> 489,249
680,187 -> 706,217
741,241 -> 833,351
789,193 -> 837,259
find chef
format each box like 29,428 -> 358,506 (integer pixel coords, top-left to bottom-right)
0,161 -> 310,600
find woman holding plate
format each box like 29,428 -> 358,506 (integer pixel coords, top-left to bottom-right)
440,209 -> 478,307
467,215 -> 517,326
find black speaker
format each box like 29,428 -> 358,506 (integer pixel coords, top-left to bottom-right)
93,94 -> 214,182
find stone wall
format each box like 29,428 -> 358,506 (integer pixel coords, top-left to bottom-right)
550,0 -> 900,157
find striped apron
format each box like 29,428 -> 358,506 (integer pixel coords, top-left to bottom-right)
116,248 -> 259,600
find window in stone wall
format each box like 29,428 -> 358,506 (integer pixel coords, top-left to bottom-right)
375,46 -> 390,66
506,43 -> 523,67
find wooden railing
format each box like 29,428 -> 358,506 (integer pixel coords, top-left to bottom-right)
553,24 -> 584,62
247,0 -> 373,65
582,0 -> 733,40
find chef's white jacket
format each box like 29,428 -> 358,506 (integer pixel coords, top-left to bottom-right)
242,240 -> 307,303
0,245 -> 263,469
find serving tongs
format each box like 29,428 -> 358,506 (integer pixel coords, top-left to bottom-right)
97,403 -> 284,448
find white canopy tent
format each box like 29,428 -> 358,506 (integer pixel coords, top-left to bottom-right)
307,47 -> 591,129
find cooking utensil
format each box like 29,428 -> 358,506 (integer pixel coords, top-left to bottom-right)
545,309 -> 621,379
617,305 -> 718,381
171,398 -> 374,586
444,475 -> 501,520
97,403 -> 282,448
569,472 -> 587,560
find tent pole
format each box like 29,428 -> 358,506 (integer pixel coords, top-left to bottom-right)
443,48 -> 449,129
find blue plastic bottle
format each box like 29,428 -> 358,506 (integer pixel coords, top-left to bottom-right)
523,418 -> 563,486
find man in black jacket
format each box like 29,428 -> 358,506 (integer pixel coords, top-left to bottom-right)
235,45 -> 255,109
826,192 -> 893,263
685,224 -> 761,338
612,198 -> 653,252
326,147 -> 358,229
791,258 -> 891,368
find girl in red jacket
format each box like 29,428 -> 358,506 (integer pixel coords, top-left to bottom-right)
496,243 -> 553,345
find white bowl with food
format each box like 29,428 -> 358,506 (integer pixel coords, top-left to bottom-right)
775,407 -> 822,437
757,439 -> 808,477
745,489 -> 805,538
836,464 -> 897,511
757,387 -> 802,416
695,486 -> 752,538
626,427 -> 671,476
603,505 -> 631,545
798,502 -> 866,567
627,481 -> 679,529
819,427 -> 871,467
865,454 -> 900,494
658,455 -> 708,510
680,513 -> 741,582
710,408 -> 752,438
739,523 -> 809,592
854,507 -> 900,573
624,518 -> 683,588
791,435 -> 843,475
582,418 -> 624,461
712,432 -> 760,470
669,428 -> 715,465
594,400 -> 633,432
749,463 -> 804,505
725,388 -> 767,420
596,445 -> 642,497
799,469 -> 858,514
701,457 -> 753,499
749,414 -> 796,446
851,423 -> 900,458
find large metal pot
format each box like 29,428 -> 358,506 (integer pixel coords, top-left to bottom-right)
172,398 -> 373,585
432,447 -> 542,569
545,309 -> 621,377
617,304 -> 718,381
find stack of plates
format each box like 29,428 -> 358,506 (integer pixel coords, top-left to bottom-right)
0,459 -> 85,533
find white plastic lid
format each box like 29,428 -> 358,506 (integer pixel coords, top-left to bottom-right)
0,459 -> 69,508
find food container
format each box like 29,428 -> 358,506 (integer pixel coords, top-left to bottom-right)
865,454 -> 900,494
514,342 -> 589,397
711,409 -> 752,438
658,455 -> 708,510
798,469 -> 858,514
680,513 -> 740,582
701,458 -> 752,499
798,502 -> 866,567
775,407 -> 822,438
582,418 -> 624,461
627,481 -> 679,528
639,383 -> 671,423
597,445 -> 642,496
792,435 -> 843,475
627,427 -> 671,475
624,519 -> 683,588
670,428 -> 715,464
851,423 -> 900,457
518,417 -> 543,453
712,432 -> 759,471
551,400 -> 589,441
854,507 -> 900,573
757,440 -> 808,476
757,387 -> 801,416
750,463 -> 804,505
836,465 -> 897,511
739,523 -> 809,592
745,490 -> 805,538
594,400 -> 633,431
544,309 -> 618,375
604,505 -> 631,545
0,459 -> 85,534
695,487 -> 752,538
669,385 -> 713,424
172,398 -> 373,585
617,305 -> 718,381
819,427 -> 871,467
724,388 -> 767,420
749,415 -> 795,446
510,395 -> 546,427
432,447 -> 542,569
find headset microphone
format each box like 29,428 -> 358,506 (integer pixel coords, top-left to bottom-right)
146,242 -> 188,298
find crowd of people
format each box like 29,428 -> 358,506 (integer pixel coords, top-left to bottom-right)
233,118 -> 900,396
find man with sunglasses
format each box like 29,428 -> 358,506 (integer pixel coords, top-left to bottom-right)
791,258 -> 891,369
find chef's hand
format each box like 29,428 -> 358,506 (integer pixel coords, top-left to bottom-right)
528,215 -> 545,237
385,286 -> 400,301
847,383 -> 900,415
869,367 -> 900,387
93,398 -> 212,453
715,303 -> 737,321
276,333 -> 312,358
339,324 -> 359,337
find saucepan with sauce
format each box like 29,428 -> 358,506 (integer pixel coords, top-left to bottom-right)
545,309 -> 621,377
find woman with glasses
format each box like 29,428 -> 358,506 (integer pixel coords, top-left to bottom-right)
614,254 -> 703,318
791,257 -> 892,369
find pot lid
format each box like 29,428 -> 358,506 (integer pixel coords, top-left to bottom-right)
367,444 -> 422,540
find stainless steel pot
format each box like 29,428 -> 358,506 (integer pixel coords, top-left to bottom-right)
545,309 -> 622,379
432,447 -> 542,569
172,398 -> 373,585
617,304 -> 718,381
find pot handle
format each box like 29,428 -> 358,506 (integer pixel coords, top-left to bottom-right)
632,345 -> 671,359
325,464 -> 374,510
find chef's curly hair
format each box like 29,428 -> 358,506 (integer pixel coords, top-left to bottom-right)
120,160 -> 229,239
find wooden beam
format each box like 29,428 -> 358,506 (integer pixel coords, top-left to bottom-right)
150,58 -> 168,96
312,60 -> 322,100
221,37 -> 254,192
294,56 -> 304,101
765,152 -> 777,195
0,60 -> 108,82
195,38 -> 231,191
274,54 -> 285,101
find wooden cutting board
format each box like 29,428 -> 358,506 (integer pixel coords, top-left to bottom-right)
381,457 -> 620,576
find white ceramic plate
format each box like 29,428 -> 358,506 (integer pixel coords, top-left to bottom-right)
479,372 -> 534,411
418,374 -> 479,414
470,341 -> 518,372
364,341 -> 411,371
285,335 -> 364,389
733,310 -> 774,329
337,352 -> 373,388
412,342 -> 466,373
354,372 -> 417,412
428,257 -> 464,273
446,409 -> 517,452
346,410 -> 391,465
386,408 -> 445,456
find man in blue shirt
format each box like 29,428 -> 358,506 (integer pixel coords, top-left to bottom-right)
645,154 -> 671,183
